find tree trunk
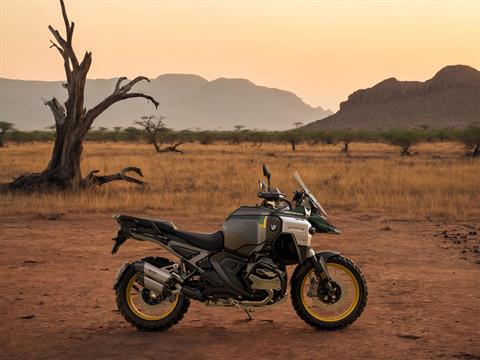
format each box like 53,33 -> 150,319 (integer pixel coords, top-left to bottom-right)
291,140 -> 296,152
401,145 -> 411,156
7,0 -> 158,191
342,140 -> 350,154
0,133 -> 5,148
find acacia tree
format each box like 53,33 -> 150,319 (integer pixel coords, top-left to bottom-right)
282,130 -> 302,152
0,122 -> 15,148
135,116 -> 184,154
334,130 -> 355,155
385,130 -> 420,156
459,127 -> 480,157
7,0 -> 158,191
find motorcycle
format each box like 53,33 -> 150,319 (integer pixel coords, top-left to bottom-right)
112,165 -> 367,331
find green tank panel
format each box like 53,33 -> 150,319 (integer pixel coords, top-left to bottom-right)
289,205 -> 341,234
308,213 -> 341,234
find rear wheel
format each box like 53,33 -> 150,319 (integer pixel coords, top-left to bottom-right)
116,257 -> 189,331
291,255 -> 367,330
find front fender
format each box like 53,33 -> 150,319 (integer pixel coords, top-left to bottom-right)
290,250 -> 339,285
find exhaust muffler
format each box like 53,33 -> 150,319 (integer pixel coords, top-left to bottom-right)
132,260 -> 178,296
135,274 -> 172,296
134,261 -> 173,284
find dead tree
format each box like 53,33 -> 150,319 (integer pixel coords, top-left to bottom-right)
135,116 -> 163,145
135,116 -> 184,154
7,0 -> 158,191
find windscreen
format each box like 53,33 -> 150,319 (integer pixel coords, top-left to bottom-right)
293,171 -> 328,217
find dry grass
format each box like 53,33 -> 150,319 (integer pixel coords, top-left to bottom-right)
0,141 -> 478,219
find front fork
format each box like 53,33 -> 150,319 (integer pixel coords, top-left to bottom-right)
304,248 -> 337,292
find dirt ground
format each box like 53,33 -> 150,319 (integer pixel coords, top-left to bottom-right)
0,212 -> 479,360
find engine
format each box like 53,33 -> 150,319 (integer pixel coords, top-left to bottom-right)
244,255 -> 287,303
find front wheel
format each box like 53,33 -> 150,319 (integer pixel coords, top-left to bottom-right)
291,255 -> 367,330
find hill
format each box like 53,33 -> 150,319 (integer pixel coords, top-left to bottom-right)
303,65 -> 480,131
0,75 -> 331,131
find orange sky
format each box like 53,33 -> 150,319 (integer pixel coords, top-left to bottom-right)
1,0 -> 479,110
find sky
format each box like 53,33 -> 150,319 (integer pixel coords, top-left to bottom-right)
1,0 -> 479,111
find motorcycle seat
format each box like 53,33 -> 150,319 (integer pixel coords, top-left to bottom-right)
152,219 -> 177,233
174,230 -> 224,251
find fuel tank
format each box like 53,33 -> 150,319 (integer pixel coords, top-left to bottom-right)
222,206 -> 282,257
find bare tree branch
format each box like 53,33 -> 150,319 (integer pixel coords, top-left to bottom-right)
115,77 -> 128,92
49,40 -> 64,55
48,25 -> 79,68
59,0 -> 73,41
84,78 -> 159,129
116,76 -> 150,94
42,97 -> 66,126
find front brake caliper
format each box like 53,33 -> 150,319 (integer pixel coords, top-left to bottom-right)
307,275 -> 319,297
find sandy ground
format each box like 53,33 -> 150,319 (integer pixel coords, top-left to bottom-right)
0,212 -> 479,360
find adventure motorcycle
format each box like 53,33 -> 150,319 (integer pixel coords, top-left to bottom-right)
112,165 -> 367,331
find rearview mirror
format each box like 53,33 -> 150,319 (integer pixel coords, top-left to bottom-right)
262,164 -> 271,190
262,164 -> 271,180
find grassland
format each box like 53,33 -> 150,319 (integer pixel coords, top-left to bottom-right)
0,141 -> 478,219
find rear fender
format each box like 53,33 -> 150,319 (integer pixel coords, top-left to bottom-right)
113,262 -> 131,290
290,250 -> 340,285
111,230 -> 131,254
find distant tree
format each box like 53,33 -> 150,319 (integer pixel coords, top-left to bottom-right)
45,124 -> 57,131
0,122 -> 15,147
250,131 -> 267,147
123,127 -> 143,141
385,130 -> 421,156
334,130 -> 356,155
458,127 -> 480,157
97,126 -> 108,132
112,126 -> 122,142
226,128 -> 249,145
293,121 -> 304,129
282,130 -> 302,152
197,131 -> 215,145
322,132 -> 336,145
434,129 -> 451,143
135,116 -> 184,154
135,115 -> 164,144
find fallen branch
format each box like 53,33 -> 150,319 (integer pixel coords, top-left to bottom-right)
156,142 -> 184,154
82,167 -> 145,186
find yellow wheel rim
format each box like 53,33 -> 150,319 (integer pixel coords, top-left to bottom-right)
300,263 -> 360,322
126,274 -> 179,321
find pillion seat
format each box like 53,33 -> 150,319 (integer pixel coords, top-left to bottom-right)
174,230 -> 224,251
151,219 -> 177,233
